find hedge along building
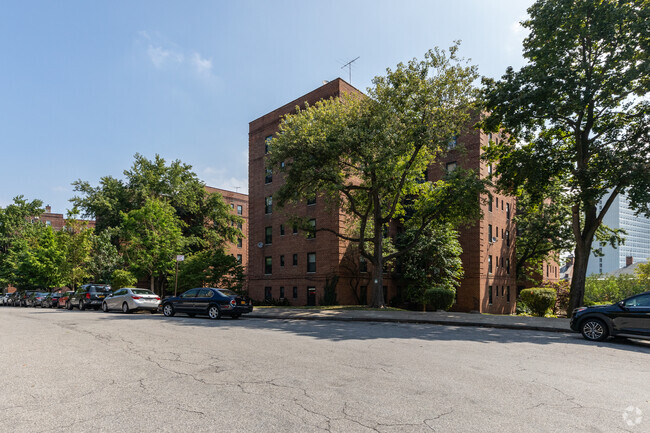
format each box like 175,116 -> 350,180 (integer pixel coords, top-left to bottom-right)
248,79 -> 555,313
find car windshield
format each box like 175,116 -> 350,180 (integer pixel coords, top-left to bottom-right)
132,289 -> 155,295
217,289 -> 237,297
93,286 -> 112,292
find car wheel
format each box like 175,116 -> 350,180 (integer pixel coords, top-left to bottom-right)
66,301 -> 72,310
102,302 -> 108,312
163,304 -> 175,317
581,318 -> 609,341
208,305 -> 221,320
79,300 -> 85,311
122,302 -> 130,314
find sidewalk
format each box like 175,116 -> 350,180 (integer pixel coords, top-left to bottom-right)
248,308 -> 572,333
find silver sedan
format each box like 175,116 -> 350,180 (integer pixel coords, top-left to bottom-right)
102,288 -> 160,314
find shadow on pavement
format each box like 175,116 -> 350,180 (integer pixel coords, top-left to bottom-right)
77,308 -> 650,354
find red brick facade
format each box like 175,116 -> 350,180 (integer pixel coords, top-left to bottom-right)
204,186 -> 249,271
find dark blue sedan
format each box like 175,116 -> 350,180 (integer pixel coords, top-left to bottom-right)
162,288 -> 253,320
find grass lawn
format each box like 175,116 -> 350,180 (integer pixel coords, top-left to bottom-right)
254,305 -> 406,311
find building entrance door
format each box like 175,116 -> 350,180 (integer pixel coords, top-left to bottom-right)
307,287 -> 316,306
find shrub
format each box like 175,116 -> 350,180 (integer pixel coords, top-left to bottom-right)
425,287 -> 455,311
111,269 -> 137,290
519,288 -> 557,317
584,274 -> 647,306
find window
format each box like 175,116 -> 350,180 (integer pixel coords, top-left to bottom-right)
292,224 -> 298,235
501,228 -> 504,238
488,164 -> 493,175
307,196 -> 316,206
265,196 -> 272,214
446,161 -> 457,172
265,257 -> 272,274
496,197 -> 499,208
495,226 -> 499,239
488,224 -> 493,243
280,255 -> 285,267
265,226 -> 272,244
237,205 -> 243,215
506,230 -> 510,246
280,161 -> 285,168
237,222 -> 243,230
236,254 -> 242,264
488,197 -> 492,212
198,289 -> 213,298
488,256 -> 493,274
292,254 -> 298,266
507,286 -> 510,303
264,135 -> 272,154
279,287 -> 285,299
181,289 -> 199,298
265,168 -> 272,184
292,287 -> 298,299
626,294 -> 650,307
448,135 -> 458,149
264,287 -> 272,300
506,203 -> 510,219
307,219 -> 316,239
506,258 -> 510,275
237,238 -> 242,248
359,257 -> 368,273
280,224 -> 285,236
501,200 -> 504,210
488,286 -> 493,304
307,253 -> 316,273
45,220 -> 51,226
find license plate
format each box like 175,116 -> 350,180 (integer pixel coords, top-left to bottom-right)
98,295 -> 105,299
241,301 -> 246,305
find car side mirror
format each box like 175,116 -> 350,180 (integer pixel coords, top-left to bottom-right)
617,301 -> 627,310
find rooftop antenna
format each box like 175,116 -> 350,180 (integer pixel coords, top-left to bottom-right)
341,56 -> 360,84
234,186 -> 241,193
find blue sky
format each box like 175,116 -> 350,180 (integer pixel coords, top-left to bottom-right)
0,0 -> 532,214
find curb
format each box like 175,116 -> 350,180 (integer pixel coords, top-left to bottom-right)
246,313 -> 571,334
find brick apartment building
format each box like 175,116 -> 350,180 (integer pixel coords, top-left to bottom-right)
204,186 -> 249,270
248,79 -> 558,313
40,205 -> 96,231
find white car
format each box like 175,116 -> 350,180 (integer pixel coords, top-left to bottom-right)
0,294 -> 9,306
102,288 -> 160,314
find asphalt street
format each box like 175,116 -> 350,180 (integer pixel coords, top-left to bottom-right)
1,307 -> 649,433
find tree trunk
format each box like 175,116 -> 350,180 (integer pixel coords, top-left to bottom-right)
150,274 -> 154,293
568,240 -> 593,312
370,199 -> 385,308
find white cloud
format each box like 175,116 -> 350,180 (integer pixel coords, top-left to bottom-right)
200,166 -> 247,194
147,45 -> 183,68
191,52 -> 213,76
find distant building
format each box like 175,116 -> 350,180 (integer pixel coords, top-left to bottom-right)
39,205 -> 95,231
587,193 -> 650,275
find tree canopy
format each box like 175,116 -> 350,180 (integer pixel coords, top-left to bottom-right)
481,0 -> 650,310
269,45 -> 485,307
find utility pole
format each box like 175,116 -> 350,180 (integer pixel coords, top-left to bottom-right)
341,56 -> 360,84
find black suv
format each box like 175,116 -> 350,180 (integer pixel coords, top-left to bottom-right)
570,291 -> 650,341
68,284 -> 112,311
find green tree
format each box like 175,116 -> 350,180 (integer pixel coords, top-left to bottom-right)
87,231 -> 121,283
268,46 -> 484,307
635,262 -> 650,289
513,186 -> 574,282
8,223 -> 66,290
58,216 -> 94,290
396,224 -> 464,310
481,0 -> 650,311
111,269 -> 137,290
71,153 -> 241,250
177,250 -> 245,293
0,197 -> 44,288
120,198 -> 185,297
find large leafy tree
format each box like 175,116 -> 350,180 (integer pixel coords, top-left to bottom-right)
0,196 -> 44,288
177,250 -> 245,294
8,223 -> 66,290
58,217 -> 94,290
120,198 -> 185,297
86,231 -> 121,283
481,0 -> 650,310
71,153 -> 241,250
268,46 -> 485,307
513,186 -> 574,281
396,223 -> 464,309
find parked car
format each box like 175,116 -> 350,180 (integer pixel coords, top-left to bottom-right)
42,292 -> 63,308
102,288 -> 161,314
570,291 -> 650,341
0,293 -> 10,306
58,291 -> 75,309
28,292 -> 49,307
161,288 -> 252,319
17,291 -> 37,307
68,284 -> 112,311
8,292 -> 21,306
